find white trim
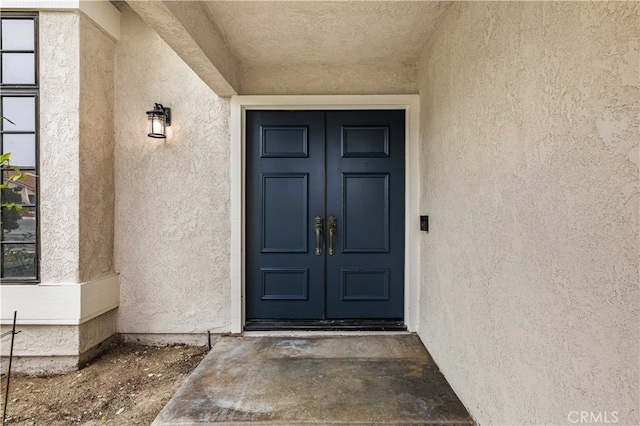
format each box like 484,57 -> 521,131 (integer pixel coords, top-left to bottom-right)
230,96 -> 244,334
230,95 -> 421,333
0,273 -> 119,325
1,0 -> 79,8
2,0 -> 120,40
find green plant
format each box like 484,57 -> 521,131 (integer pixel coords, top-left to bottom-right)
1,117 -> 34,213
1,185 -> 22,230
0,152 -> 33,212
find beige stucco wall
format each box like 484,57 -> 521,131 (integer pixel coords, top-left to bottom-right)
38,11 -> 116,285
1,310 -> 117,374
114,6 -> 231,336
417,2 -> 639,425
1,11 -> 118,372
79,15 -> 116,283
240,61 -> 417,95
39,11 -> 81,283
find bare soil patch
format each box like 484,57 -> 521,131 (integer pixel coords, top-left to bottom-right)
1,339 -> 208,425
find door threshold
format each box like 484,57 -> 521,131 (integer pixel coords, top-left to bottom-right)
244,319 -> 406,332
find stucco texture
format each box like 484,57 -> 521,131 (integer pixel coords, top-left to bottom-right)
38,11 -> 116,285
39,11 -> 81,283
126,0 -> 239,96
114,6 -> 231,335
0,310 -> 116,374
2,12 -> 118,372
240,62 -> 417,95
79,14 -> 116,283
417,2 -> 639,425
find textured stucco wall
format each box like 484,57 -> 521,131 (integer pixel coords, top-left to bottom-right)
0,311 -> 115,358
0,310 -> 117,374
0,323 -> 78,358
114,6 -> 231,335
79,15 -> 116,283
203,0 -> 450,95
1,12 -> 117,373
240,62 -> 417,95
417,2 -> 639,425
1,305 -> 118,373
39,11 -> 81,283
39,11 -> 116,284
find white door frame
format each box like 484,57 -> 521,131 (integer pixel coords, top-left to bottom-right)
229,95 -> 421,333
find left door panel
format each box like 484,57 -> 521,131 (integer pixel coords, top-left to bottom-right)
246,111 -> 325,319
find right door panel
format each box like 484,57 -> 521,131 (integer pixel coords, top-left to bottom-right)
325,110 -> 405,319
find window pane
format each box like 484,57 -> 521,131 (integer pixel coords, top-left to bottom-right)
2,207 -> 35,242
1,97 -> 35,131
2,133 -> 35,167
2,53 -> 35,84
2,170 -> 36,205
1,15 -> 38,282
1,19 -> 34,50
2,243 -> 36,278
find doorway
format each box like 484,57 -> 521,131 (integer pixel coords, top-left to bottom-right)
245,110 -> 405,326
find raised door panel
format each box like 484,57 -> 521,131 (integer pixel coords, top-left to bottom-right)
261,268 -> 309,300
342,173 -> 389,253
342,126 -> 389,157
261,126 -> 309,158
341,268 -> 390,301
261,173 -> 308,253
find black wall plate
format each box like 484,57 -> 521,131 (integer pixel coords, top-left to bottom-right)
420,215 -> 429,232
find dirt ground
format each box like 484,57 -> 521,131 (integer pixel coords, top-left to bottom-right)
0,339 -> 209,425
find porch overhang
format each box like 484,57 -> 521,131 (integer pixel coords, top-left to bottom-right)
122,0 -> 451,97
126,0 -> 240,97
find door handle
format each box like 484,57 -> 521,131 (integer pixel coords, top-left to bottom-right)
328,216 -> 337,255
314,216 -> 324,255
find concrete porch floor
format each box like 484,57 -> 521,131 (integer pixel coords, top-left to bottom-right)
153,334 -> 473,425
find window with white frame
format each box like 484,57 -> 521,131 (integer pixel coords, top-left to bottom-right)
0,12 -> 39,282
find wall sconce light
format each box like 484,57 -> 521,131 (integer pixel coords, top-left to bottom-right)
146,103 -> 171,138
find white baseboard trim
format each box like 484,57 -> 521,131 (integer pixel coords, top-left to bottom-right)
0,274 -> 119,325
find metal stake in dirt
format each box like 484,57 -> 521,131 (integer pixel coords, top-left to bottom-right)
2,311 -> 19,425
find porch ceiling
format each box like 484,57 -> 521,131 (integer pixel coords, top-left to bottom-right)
120,1 -> 452,95
202,1 -> 451,67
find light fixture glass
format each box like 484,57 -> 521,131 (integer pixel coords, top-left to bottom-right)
146,103 -> 171,138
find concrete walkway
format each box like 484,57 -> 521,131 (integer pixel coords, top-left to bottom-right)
153,334 -> 472,425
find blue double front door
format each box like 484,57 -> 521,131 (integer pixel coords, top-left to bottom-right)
246,110 -> 405,320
